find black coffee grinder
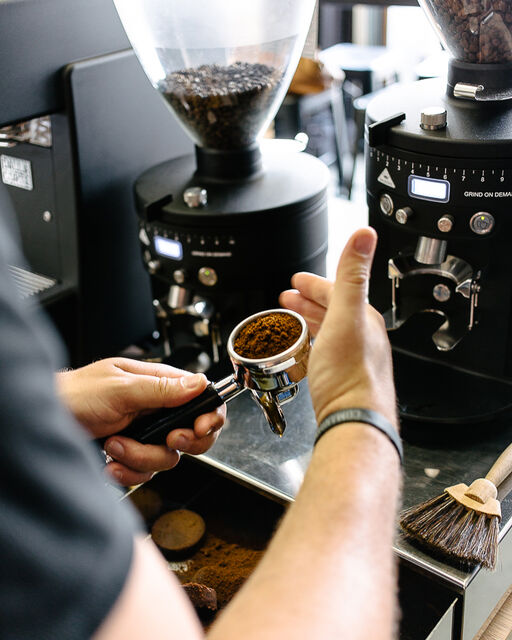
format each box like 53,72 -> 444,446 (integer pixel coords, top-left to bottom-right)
113,0 -> 328,375
366,0 -> 512,428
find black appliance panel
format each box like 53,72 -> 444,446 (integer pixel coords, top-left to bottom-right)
365,78 -> 512,386
65,50 -> 194,361
0,0 -> 130,127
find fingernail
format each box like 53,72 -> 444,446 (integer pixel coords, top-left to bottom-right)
112,469 -> 123,482
354,231 -> 374,257
106,440 -> 124,459
182,373 -> 204,390
168,435 -> 187,450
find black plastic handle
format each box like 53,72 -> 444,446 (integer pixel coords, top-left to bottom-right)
103,383 -> 224,446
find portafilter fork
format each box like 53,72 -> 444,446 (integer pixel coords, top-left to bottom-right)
110,309 -> 310,444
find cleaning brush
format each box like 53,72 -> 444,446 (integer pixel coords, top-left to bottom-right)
399,442 -> 512,570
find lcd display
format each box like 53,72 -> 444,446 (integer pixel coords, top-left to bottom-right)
154,236 -> 183,260
408,175 -> 450,203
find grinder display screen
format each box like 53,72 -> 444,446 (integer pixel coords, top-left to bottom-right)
408,175 -> 450,203
154,236 -> 183,260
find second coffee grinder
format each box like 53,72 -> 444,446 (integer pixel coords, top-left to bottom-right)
366,0 -> 512,430
113,0 -> 329,376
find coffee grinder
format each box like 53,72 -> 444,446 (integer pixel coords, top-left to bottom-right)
365,0 -> 512,428
112,0 -> 329,376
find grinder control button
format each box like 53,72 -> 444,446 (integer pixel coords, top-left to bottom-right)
470,212 -> 494,235
379,193 -> 394,216
420,106 -> 447,130
395,207 -> 413,225
139,227 -> 151,246
437,215 -> 454,233
173,269 -> 187,285
433,283 -> 451,302
198,267 -> 218,287
184,186 -> 207,208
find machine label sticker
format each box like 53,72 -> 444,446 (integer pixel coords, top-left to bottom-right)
377,167 -> 396,189
0,155 -> 33,191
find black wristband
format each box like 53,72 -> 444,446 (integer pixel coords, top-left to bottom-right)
314,408 -> 403,466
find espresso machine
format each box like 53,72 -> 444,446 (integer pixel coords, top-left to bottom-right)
366,0 -> 512,428
0,0 -> 199,366
112,0 -> 329,376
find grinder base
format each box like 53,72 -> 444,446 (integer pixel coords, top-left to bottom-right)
394,349 -> 512,435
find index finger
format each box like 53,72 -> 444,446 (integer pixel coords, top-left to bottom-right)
290,272 -> 333,309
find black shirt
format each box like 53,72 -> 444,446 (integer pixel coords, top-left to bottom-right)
0,183 -> 141,639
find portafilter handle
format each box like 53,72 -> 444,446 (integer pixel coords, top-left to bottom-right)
101,375 -> 243,446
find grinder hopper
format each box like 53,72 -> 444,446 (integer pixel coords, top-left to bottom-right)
112,309 -> 311,444
418,0 -> 512,100
113,0 -> 317,170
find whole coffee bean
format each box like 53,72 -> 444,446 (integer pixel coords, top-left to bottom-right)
159,61 -> 281,150
426,0 -> 512,63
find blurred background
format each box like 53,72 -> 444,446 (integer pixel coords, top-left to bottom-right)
275,0 -> 443,206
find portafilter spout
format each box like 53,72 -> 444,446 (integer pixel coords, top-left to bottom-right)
110,309 -> 310,445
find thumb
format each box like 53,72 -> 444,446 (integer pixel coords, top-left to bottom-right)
122,372 -> 208,412
330,227 -> 377,317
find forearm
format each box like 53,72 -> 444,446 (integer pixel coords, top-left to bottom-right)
208,423 -> 401,640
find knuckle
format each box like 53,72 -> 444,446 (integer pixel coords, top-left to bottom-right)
342,264 -> 369,288
155,375 -> 172,400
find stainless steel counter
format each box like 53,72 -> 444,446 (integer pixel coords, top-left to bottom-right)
197,379 -> 512,638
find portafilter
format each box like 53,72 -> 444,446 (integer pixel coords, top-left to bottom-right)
112,309 -> 310,443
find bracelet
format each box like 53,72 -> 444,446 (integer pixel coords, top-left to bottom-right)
314,408 -> 403,466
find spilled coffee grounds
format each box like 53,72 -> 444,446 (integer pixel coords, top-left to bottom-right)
160,61 -> 281,149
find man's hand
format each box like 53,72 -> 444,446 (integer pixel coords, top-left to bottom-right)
308,227 -> 397,426
281,227 -> 397,428
56,358 -> 226,486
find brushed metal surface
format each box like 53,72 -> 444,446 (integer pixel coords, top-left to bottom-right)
198,379 -> 512,591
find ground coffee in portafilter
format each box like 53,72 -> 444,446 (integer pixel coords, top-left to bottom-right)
233,312 -> 302,359
159,61 -> 281,149
428,0 -> 512,63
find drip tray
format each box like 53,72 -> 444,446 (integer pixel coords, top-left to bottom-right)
127,456 -> 458,639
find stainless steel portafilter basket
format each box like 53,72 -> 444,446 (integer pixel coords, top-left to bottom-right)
227,309 -> 310,435
114,309 -> 310,444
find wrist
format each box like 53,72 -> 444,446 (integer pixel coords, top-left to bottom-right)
315,408 -> 403,466
55,369 -> 72,403
55,369 -> 87,425
315,394 -> 399,434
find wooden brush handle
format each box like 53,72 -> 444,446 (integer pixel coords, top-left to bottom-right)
485,443 -> 512,489
462,443 -> 512,511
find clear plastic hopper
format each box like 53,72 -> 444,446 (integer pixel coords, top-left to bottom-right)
419,0 -> 512,100
113,0 -> 316,151
420,0 -> 512,64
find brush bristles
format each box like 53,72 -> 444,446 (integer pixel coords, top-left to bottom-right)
400,493 -> 500,570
